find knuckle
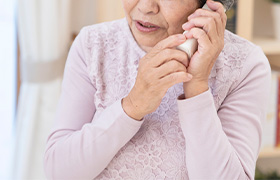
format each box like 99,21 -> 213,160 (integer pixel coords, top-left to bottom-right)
195,9 -> 203,15
155,42 -> 164,50
219,3 -> 225,10
189,27 -> 196,34
213,12 -> 220,21
189,18 -> 195,24
169,73 -> 178,82
171,61 -> 180,71
173,34 -> 180,41
207,17 -> 215,25
181,63 -> 187,71
174,61 -> 184,71
162,49 -> 172,57
197,28 -> 206,37
147,51 -> 157,58
156,44 -> 163,51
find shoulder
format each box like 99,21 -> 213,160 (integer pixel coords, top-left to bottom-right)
209,30 -> 271,108
74,19 -> 131,81
74,18 -> 145,86
222,30 -> 269,68
79,18 -> 127,51
214,30 -> 270,83
224,30 -> 270,80
221,30 -> 260,70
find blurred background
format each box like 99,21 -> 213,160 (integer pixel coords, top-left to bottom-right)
0,0 -> 280,179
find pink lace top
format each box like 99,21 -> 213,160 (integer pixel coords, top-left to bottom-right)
44,18 -> 271,179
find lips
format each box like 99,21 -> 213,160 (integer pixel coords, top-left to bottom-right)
135,20 -> 160,33
137,20 -> 159,28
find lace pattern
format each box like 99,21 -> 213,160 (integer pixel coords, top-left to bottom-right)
83,19 -> 254,179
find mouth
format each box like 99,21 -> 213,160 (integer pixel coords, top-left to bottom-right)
135,20 -> 160,33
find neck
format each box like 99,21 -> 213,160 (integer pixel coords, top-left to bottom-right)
139,44 -> 153,53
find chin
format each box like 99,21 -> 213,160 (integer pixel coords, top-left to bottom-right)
140,39 -> 158,47
130,24 -> 164,49
132,33 -> 158,48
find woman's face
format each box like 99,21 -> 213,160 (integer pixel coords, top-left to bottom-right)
122,0 -> 200,52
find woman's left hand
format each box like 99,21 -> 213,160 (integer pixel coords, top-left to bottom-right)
181,0 -> 227,98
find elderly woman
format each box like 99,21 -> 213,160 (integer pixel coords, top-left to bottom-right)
44,0 -> 270,179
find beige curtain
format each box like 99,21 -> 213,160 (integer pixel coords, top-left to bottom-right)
12,0 -> 123,179
96,0 -> 125,23
12,0 -> 71,179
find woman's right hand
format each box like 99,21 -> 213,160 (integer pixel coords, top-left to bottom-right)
122,34 -> 193,120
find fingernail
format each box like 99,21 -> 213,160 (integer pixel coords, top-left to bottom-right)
187,74 -> 193,80
188,14 -> 194,19
208,0 -> 217,6
182,23 -> 189,30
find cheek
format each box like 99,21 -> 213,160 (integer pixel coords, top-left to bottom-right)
122,0 -> 135,16
165,5 -> 198,34
165,11 -> 190,34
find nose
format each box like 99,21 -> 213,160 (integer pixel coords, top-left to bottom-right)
137,0 -> 159,15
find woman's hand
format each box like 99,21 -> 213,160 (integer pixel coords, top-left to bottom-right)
182,0 -> 227,98
122,34 -> 193,120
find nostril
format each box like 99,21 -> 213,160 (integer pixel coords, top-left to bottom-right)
137,2 -> 159,14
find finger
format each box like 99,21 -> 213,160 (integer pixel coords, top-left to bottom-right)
184,28 -> 212,50
152,34 -> 186,54
157,60 -> 187,79
185,9 -> 225,37
160,72 -> 192,89
183,17 -> 218,44
151,48 -> 189,67
206,0 -> 227,27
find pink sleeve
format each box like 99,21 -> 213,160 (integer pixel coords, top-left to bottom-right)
44,28 -> 143,179
177,47 -> 271,179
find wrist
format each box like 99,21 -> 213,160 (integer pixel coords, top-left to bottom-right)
183,80 -> 209,99
122,96 -> 144,121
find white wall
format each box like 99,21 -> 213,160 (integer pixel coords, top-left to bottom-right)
0,0 -> 17,179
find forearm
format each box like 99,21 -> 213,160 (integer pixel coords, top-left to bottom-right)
178,90 -> 255,179
44,100 -> 143,179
